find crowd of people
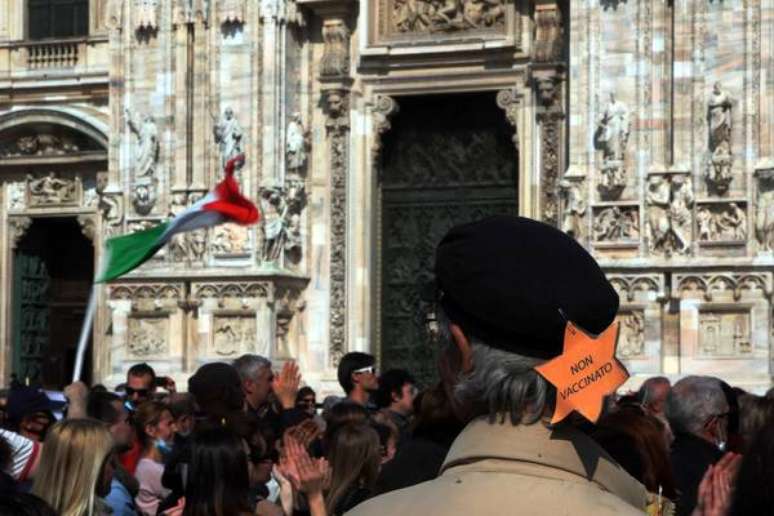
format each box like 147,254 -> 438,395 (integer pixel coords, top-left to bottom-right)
0,215 -> 773,516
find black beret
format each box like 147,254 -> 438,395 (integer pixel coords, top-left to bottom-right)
435,215 -> 618,359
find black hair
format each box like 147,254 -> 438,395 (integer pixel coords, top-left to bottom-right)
86,391 -> 122,425
374,369 -> 415,409
729,413 -> 774,516
183,427 -> 253,516
0,493 -> 57,516
296,386 -> 316,401
337,352 -> 375,394
127,362 -> 156,383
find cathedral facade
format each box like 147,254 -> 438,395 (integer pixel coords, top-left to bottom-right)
0,0 -> 772,393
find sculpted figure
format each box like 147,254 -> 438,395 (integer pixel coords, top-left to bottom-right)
213,107 -> 244,170
697,207 -> 715,241
717,203 -> 746,240
669,176 -> 694,254
756,189 -> 774,251
559,180 -> 586,239
27,172 -> 76,204
596,93 -> 630,162
125,108 -> 159,178
261,184 -> 289,263
646,176 -> 671,252
286,112 -> 308,173
707,83 -> 734,194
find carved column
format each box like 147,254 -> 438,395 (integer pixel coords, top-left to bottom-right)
532,72 -> 565,226
300,0 -> 356,366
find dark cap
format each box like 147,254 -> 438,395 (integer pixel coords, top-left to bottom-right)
188,362 -> 245,417
6,386 -> 55,426
435,215 -> 618,359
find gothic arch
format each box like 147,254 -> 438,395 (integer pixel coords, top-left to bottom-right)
0,107 -> 108,150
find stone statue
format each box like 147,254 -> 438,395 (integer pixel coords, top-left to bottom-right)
27,172 -> 77,205
286,112 -> 308,174
213,107 -> 244,170
559,180 -> 586,239
697,206 -> 715,241
595,93 -> 630,199
707,82 -> 734,194
132,179 -> 157,216
669,175 -> 694,254
125,108 -> 159,178
646,176 -> 672,253
756,189 -> 774,251
168,193 -> 188,261
261,183 -> 289,263
187,229 -> 208,262
717,203 -> 746,240
593,207 -> 639,242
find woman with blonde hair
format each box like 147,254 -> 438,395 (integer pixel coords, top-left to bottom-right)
31,418 -> 114,516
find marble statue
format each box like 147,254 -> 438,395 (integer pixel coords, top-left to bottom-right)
126,108 -> 159,178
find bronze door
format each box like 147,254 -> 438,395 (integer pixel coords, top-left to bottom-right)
379,92 -> 518,386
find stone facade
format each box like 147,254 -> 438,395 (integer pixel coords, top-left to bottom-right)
0,1 -> 772,393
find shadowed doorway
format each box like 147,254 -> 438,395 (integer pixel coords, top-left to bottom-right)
12,217 -> 94,388
378,91 -> 519,386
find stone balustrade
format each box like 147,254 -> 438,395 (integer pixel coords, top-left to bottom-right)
24,40 -> 79,69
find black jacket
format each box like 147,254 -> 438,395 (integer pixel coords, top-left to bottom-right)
670,432 -> 723,516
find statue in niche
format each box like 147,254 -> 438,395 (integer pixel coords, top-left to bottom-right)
646,176 -> 672,253
125,108 -> 159,179
697,206 -> 715,241
707,82 -> 734,194
595,93 -> 630,199
213,107 -> 244,171
260,180 -> 306,264
27,172 -> 78,205
757,185 -> 774,251
559,180 -> 586,239
286,112 -> 309,176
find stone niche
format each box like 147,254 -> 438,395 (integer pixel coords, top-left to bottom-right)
674,272 -> 773,389
192,282 -> 274,365
107,283 -> 186,378
608,273 -> 666,380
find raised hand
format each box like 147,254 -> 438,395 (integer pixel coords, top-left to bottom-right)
272,361 -> 301,409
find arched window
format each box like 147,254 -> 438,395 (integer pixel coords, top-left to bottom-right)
28,0 -> 89,40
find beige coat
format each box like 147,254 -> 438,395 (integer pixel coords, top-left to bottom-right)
348,418 -> 647,516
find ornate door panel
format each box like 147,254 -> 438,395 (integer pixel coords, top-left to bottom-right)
12,252 -> 50,385
379,93 -> 518,386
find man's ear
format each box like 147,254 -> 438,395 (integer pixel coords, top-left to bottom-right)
449,322 -> 473,373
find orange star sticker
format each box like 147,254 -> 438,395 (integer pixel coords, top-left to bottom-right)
535,321 -> 629,424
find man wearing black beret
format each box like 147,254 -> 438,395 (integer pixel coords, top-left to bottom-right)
350,216 -> 647,515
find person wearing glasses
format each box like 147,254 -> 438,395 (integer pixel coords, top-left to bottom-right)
337,353 -> 380,408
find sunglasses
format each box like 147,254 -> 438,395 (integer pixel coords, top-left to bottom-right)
125,387 -> 150,397
353,366 -> 376,375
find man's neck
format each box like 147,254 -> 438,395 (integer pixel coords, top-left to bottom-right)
348,389 -> 369,406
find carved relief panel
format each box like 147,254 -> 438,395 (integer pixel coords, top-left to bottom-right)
370,0 -> 517,47
210,316 -> 256,357
675,272 -> 772,381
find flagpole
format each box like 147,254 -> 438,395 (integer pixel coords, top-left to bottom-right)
72,283 -> 98,383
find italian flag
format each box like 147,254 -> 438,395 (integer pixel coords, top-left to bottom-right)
96,154 -> 259,283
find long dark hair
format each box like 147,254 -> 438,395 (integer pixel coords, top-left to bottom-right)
183,427 -> 253,516
326,423 -> 381,515
729,413 -> 774,515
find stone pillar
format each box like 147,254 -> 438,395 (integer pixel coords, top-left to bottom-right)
531,69 -> 565,226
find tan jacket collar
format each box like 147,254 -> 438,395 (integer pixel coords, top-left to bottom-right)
442,418 -> 647,510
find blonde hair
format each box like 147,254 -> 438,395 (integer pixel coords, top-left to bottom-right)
32,419 -> 114,516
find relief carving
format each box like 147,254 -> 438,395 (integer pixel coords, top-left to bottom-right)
616,311 -> 645,358
132,178 -> 158,216
696,203 -> 747,242
594,93 -> 630,200
96,173 -> 124,238
259,180 -> 305,265
392,0 -> 505,33
607,274 -> 665,303
535,74 -> 563,226
186,229 -> 208,263
9,217 -> 33,249
167,193 -> 189,262
324,89 -> 350,364
534,3 -> 562,62
646,175 -> 694,256
0,134 -> 80,158
27,172 -> 80,206
7,183 -> 25,211
193,282 -> 271,303
675,273 -> 772,302
706,82 -> 734,195
77,215 -> 97,241
496,88 -> 519,150
127,317 -> 168,357
559,179 -> 586,240
213,107 -> 245,172
321,19 -> 350,78
211,223 -> 251,256
372,96 -> 400,164
699,311 -> 751,356
593,206 -> 640,243
275,286 -> 305,358
213,316 -> 255,357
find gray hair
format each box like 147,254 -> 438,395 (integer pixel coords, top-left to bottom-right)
438,309 -> 550,425
665,376 -> 728,436
232,354 -> 272,382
